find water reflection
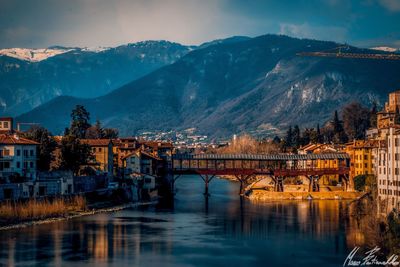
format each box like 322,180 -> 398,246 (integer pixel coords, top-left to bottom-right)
0,176 -> 371,267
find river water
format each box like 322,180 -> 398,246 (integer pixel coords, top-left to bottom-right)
0,176 -> 370,267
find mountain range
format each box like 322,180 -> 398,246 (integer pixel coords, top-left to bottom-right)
0,41 -> 192,115
4,34 -> 400,138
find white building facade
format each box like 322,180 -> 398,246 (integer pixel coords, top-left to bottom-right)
376,127 -> 400,213
0,134 -> 39,180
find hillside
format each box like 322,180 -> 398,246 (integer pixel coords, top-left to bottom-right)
17,34 -> 400,137
0,41 -> 192,116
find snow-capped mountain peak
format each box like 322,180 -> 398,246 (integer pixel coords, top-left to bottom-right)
80,46 -> 110,53
370,46 -> 399,53
0,48 -> 74,62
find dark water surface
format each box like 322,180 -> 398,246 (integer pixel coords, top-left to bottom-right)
0,176 -> 367,267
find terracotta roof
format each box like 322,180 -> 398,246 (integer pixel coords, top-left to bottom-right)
141,150 -> 162,161
0,134 -> 39,145
121,150 -> 140,160
80,139 -> 112,146
346,140 -> 378,148
0,117 -> 13,122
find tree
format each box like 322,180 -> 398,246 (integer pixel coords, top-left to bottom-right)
285,126 -> 293,148
370,102 -> 378,128
103,128 -> 119,139
23,126 -> 57,171
316,124 -> 323,143
59,134 -> 93,175
302,128 -> 315,145
342,102 -> 371,140
331,110 -> 348,143
272,136 -> 281,144
292,125 -> 301,148
85,120 -> 104,139
70,105 -> 91,138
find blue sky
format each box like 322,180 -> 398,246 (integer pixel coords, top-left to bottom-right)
0,0 -> 399,48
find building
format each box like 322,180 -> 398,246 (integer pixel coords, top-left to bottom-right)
376,127 -> 400,213
298,143 -> 347,187
35,171 -> 74,197
377,90 -> 400,129
0,117 -> 13,133
113,137 -> 140,167
80,139 -> 114,175
345,140 -> 377,179
0,134 -> 39,180
122,150 -> 163,176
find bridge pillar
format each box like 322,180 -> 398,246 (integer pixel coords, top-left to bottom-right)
204,175 -> 210,196
307,175 -> 319,192
200,174 -> 215,196
309,176 -> 320,192
235,174 -> 254,195
275,176 -> 284,192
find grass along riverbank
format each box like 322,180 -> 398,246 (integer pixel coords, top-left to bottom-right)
0,200 -> 154,231
0,196 -> 86,226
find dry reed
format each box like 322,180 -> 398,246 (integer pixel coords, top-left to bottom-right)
0,196 -> 86,224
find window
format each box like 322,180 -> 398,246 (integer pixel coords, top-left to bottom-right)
17,162 -> 20,168
99,148 -> 102,152
30,162 -> 33,168
3,121 -> 8,128
30,150 -> 34,157
364,163 -> 368,168
23,150 -> 28,157
17,149 -> 21,156
364,155 -> 368,160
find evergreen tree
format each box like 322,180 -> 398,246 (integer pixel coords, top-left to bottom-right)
23,126 -> 57,171
302,128 -> 314,145
285,126 -> 293,147
370,102 -> 378,128
331,110 -> 348,143
70,105 -> 91,138
293,125 -> 301,148
316,124 -> 323,143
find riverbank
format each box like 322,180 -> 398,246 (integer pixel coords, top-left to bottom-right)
248,190 -> 365,201
0,200 -> 154,231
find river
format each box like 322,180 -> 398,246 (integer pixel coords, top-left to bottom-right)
0,176 -> 370,267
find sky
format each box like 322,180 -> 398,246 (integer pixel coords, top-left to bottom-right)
0,0 -> 400,49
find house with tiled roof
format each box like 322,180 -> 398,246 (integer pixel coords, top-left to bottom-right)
121,149 -> 163,176
0,117 -> 13,134
0,133 -> 39,180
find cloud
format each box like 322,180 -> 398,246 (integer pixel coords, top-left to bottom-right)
379,0 -> 400,12
0,0 -> 399,48
279,23 -> 348,43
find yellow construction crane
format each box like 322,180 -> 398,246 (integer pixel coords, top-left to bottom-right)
297,45 -> 400,60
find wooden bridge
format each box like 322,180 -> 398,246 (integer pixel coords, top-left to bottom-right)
171,153 -> 350,195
